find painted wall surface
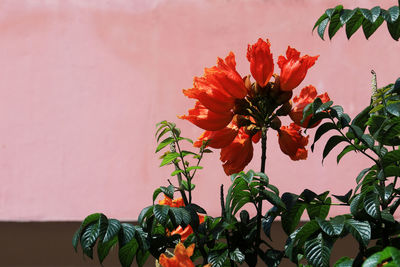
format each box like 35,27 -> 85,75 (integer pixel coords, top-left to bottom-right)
0,0 -> 398,221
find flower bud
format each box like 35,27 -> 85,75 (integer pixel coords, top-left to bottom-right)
233,98 -> 250,115
270,117 -> 282,130
276,101 -> 292,116
236,115 -> 252,128
276,90 -> 293,105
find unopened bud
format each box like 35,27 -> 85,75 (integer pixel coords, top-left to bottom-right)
233,99 -> 250,115
276,90 -> 293,105
236,115 -> 252,128
244,75 -> 252,91
276,101 -> 292,116
270,117 -> 282,130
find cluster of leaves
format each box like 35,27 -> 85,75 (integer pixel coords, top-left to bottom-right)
287,77 -> 400,266
313,3 -> 400,40
73,121 -> 211,266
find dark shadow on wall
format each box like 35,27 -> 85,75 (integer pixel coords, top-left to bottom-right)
0,222 -> 358,266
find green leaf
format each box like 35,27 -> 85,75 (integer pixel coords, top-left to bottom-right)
322,135 -> 348,163
384,165 -> 400,177
345,10 -> 364,39
160,185 -> 174,199
383,6 -> 400,23
119,238 -> 139,267
136,249 -> 150,267
98,236 -> 117,264
263,206 -> 278,240
333,189 -> 352,204
186,165 -> 203,172
103,219 -> 121,243
156,127 -> 170,142
337,145 -> 357,163
311,122 -> 337,152
364,192 -> 380,219
313,13 -> 329,30
263,190 -> 286,209
363,247 -> 400,267
72,229 -> 80,252
362,16 -> 384,39
381,208 -> 395,223
318,18 -> 330,40
304,233 -> 333,267
388,18 -> 400,40
387,101 -> 400,116
356,167 -> 371,184
153,205 -> 170,224
181,180 -> 195,191
293,220 -> 321,246
317,216 -> 345,236
370,6 -> 381,23
208,249 -> 229,267
160,152 -> 180,167
155,137 -> 174,153
340,9 -> 357,24
137,206 -> 153,225
382,150 -> 400,166
360,8 -> 373,22
282,202 -> 306,235
345,219 -> 371,247
307,198 -> 331,220
81,223 -> 100,258
119,223 -> 136,247
334,256 -> 354,267
230,248 -> 245,263
329,11 -> 344,39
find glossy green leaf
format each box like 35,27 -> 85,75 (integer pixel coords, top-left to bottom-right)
159,152 -> 180,167
137,206 -> 153,225
98,236 -> 117,264
103,219 -> 121,243
307,198 -> 331,220
317,216 -> 345,236
282,202 -> 306,235
318,18 -> 330,40
119,223 -> 136,247
136,249 -> 150,267
119,238 -> 139,267
263,190 -> 285,209
364,192 -> 380,219
329,11 -> 344,39
304,233 -> 333,267
334,257 -> 354,267
337,145 -> 357,163
345,10 -> 364,38
313,13 -> 329,30
153,205 -> 170,224
333,189 -> 352,204
208,249 -> 229,267
345,219 -> 371,247
230,248 -> 245,263
362,16 -> 384,39
81,223 -> 100,258
340,9 -> 357,24
160,185 -> 174,199
322,135 -> 348,163
311,122 -> 337,152
155,137 -> 174,153
382,150 -> 400,166
356,168 -> 371,184
293,220 -> 320,246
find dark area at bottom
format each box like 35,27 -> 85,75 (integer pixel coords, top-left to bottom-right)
0,221 -> 358,266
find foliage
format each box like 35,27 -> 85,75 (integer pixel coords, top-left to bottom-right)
313,2 -> 400,40
72,3 -> 400,266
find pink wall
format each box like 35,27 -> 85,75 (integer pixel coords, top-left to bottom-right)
0,0 -> 399,221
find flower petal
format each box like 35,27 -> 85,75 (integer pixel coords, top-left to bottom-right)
278,123 -> 309,160
180,101 -> 233,131
193,118 -> 239,148
278,46 -> 318,91
247,38 -> 274,87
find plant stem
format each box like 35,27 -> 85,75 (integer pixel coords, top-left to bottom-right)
255,127 -> 267,261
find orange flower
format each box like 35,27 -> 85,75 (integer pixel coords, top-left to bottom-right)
180,101 -> 233,131
170,215 -> 205,242
247,38 -> 274,87
289,85 -> 330,128
278,123 -> 309,160
220,129 -> 254,175
193,116 -> 239,149
159,243 -> 195,267
277,46 -> 318,91
159,195 -> 185,208
181,52 -> 247,131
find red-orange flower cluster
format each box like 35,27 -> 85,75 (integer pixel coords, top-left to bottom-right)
181,38 -> 322,174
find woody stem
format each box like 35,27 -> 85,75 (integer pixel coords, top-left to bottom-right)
255,127 -> 267,259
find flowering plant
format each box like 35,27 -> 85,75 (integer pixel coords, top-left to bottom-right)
72,3 -> 400,267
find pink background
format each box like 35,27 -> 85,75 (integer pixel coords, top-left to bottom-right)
0,0 -> 399,221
